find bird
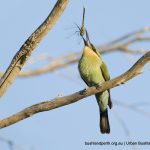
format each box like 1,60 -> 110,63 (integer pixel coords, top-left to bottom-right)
78,30 -> 112,134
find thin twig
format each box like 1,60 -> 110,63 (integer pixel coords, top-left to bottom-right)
100,26 -> 150,48
0,137 -> 14,150
114,100 -> 150,118
112,109 -> 130,137
13,29 -> 150,77
1,49 -> 148,78
0,27 -> 150,78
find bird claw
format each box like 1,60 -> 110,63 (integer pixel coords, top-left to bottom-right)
95,83 -> 101,90
116,81 -> 125,86
79,88 -> 87,95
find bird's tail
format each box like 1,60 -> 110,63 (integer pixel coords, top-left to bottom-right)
95,91 -> 111,134
100,109 -> 110,134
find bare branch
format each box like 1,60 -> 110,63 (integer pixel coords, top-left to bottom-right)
18,52 -> 80,77
100,26 -> 150,48
0,136 -> 33,150
13,28 -> 150,77
0,26 -> 150,78
0,0 -> 69,97
112,109 -> 130,137
1,48 -> 148,78
0,137 -> 15,150
0,51 -> 149,128
17,47 -> 149,78
115,99 -> 150,118
25,52 -> 51,66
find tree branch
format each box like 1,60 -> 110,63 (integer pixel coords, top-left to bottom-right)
0,27 -> 149,78
11,27 -> 150,77
0,51 -> 149,128
100,26 -> 150,48
18,52 -> 80,77
0,137 -> 14,150
0,0 -> 69,97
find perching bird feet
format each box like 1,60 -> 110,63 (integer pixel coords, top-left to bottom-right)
79,87 -> 88,95
94,83 -> 102,90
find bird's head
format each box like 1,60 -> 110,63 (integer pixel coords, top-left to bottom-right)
82,29 -> 101,57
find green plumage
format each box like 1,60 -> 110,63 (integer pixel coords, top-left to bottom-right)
78,45 -> 112,134
77,8 -> 111,133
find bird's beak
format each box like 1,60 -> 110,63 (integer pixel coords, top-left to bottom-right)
85,30 -> 90,44
82,36 -> 87,46
82,29 -> 91,47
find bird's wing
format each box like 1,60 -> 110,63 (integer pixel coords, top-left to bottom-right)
100,61 -> 112,109
80,74 -> 89,86
91,44 -> 110,81
100,61 -> 110,81
91,43 -> 101,57
89,41 -> 112,108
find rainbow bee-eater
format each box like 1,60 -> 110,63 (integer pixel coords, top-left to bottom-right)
78,30 -> 112,134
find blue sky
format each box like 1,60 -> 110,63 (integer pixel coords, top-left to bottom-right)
0,0 -> 150,150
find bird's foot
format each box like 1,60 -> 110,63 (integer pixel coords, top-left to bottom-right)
95,83 -> 102,90
79,88 -> 88,95
116,81 -> 125,86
